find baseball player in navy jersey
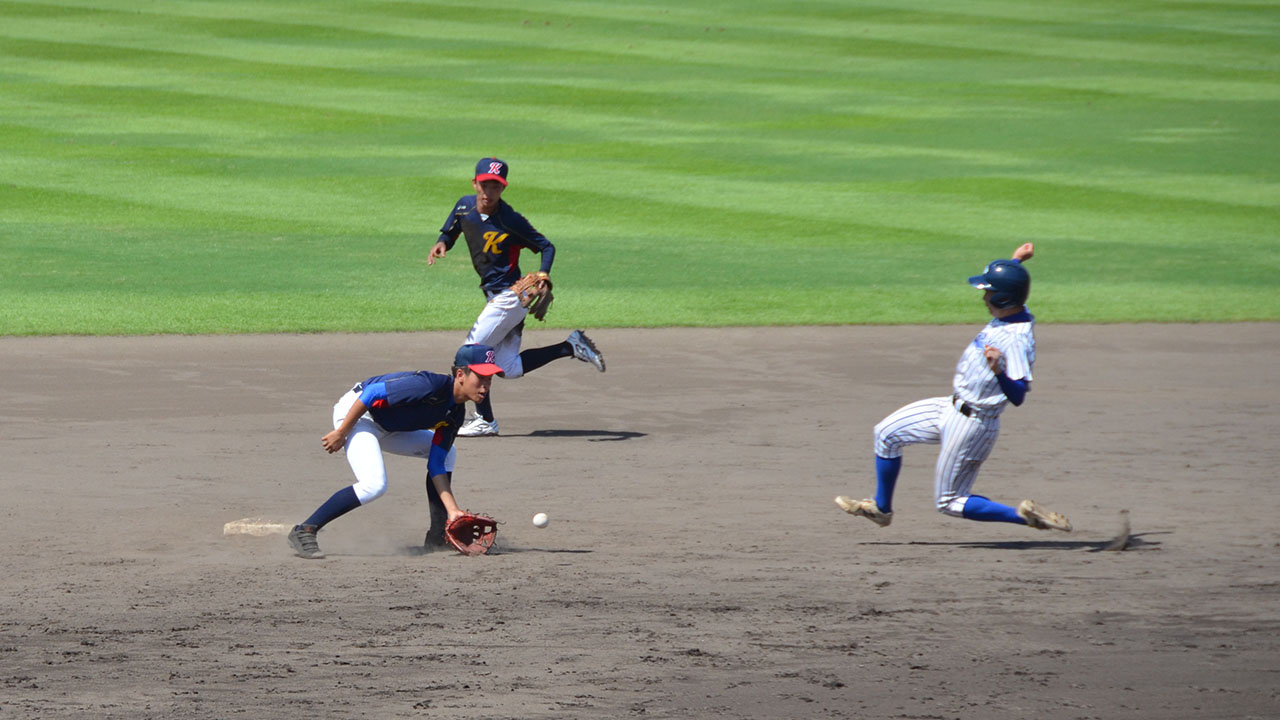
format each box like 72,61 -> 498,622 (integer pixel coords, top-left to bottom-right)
834,243 -> 1072,532
286,344 -> 505,559
428,157 -> 605,437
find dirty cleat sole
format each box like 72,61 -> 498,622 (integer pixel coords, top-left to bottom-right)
1017,500 -> 1072,532
834,496 -> 893,527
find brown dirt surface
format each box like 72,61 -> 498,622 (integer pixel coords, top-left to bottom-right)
2,325 -> 1277,719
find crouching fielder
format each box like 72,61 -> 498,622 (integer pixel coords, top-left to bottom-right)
835,243 -> 1071,532
287,344 -> 505,559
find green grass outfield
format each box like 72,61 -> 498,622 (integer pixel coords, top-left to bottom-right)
2,0 -> 1277,334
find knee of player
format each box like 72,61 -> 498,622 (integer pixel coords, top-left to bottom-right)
935,495 -> 965,517
873,423 -> 901,449
873,434 -> 901,458
353,480 -> 389,504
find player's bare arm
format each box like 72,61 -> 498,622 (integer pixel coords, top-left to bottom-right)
427,241 -> 448,266
322,397 -> 368,453
1012,243 -> 1034,262
429,472 -> 464,521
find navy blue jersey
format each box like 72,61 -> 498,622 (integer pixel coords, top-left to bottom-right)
356,371 -> 463,447
438,196 -> 555,294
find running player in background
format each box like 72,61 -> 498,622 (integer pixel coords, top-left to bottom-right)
834,243 -> 1072,532
428,157 -> 604,437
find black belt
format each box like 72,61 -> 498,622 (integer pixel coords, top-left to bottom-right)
952,394 -> 976,418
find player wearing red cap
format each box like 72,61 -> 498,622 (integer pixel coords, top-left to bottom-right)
427,157 -> 605,437
287,344 -> 505,560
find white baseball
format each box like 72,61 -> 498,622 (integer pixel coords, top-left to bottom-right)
532,512 -> 549,528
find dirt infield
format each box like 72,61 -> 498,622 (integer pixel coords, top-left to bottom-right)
2,325 -> 1277,719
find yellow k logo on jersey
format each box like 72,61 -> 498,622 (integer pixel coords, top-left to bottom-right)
482,231 -> 508,254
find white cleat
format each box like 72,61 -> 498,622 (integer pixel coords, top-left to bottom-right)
457,415 -> 499,437
1017,499 -> 1072,532
568,330 -> 606,372
834,496 -> 893,527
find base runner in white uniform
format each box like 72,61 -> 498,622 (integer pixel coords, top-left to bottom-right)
835,244 -> 1072,532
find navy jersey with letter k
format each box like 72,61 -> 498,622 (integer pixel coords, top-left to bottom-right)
438,197 -> 555,295
424,157 -> 606,440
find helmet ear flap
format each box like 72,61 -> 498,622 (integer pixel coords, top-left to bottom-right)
988,291 -> 1019,309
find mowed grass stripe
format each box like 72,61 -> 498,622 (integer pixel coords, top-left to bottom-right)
0,0 -> 1276,333
2,4 -> 1269,188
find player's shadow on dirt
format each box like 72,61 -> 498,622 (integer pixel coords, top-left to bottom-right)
510,429 -> 646,442
404,546 -> 592,556
489,547 -> 593,555
867,531 -> 1165,552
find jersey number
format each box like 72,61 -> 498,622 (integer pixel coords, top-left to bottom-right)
482,231 -> 508,255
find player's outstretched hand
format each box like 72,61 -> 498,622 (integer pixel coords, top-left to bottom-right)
427,241 -> 447,266
1013,242 -> 1034,262
321,429 -> 347,454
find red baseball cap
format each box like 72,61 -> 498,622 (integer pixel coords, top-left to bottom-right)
454,343 -> 505,376
474,157 -> 508,186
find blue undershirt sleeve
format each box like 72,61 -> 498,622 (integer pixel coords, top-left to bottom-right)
428,443 -> 449,479
994,372 -> 1028,406
538,242 -> 555,273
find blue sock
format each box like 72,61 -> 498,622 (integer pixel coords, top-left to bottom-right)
874,455 -> 901,513
304,486 -> 362,529
961,495 -> 1025,524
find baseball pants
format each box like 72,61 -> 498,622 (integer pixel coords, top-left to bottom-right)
332,390 -> 457,504
873,395 -> 1001,517
464,289 -> 528,378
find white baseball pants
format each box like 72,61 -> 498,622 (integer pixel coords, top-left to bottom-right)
464,289 -> 528,378
873,396 -> 1001,517
332,390 -> 457,504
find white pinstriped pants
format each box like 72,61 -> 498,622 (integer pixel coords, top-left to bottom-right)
873,396 -> 1001,517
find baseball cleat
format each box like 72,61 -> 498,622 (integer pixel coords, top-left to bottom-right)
568,330 -> 606,372
288,524 -> 325,559
834,496 -> 893,527
423,529 -> 447,551
458,415 -> 498,437
1017,500 -> 1072,532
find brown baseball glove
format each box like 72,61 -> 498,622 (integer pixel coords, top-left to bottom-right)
445,513 -> 498,556
509,272 -> 553,321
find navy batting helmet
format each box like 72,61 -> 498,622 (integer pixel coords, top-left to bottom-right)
969,259 -> 1030,309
